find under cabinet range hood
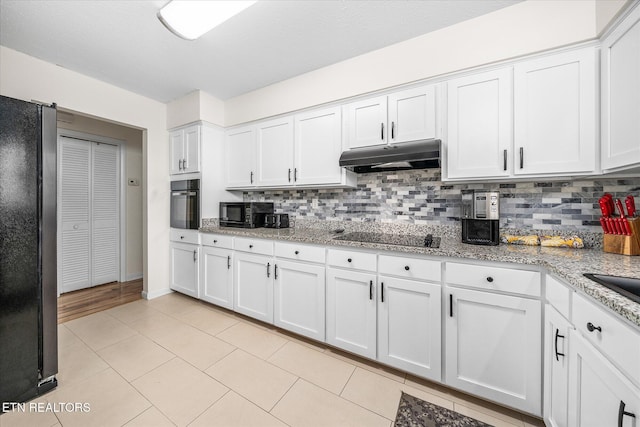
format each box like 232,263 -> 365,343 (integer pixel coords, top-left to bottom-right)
339,139 -> 441,173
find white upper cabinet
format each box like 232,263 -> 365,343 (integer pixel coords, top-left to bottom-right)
514,47 -> 597,175
256,117 -> 294,187
345,95 -> 388,149
170,124 -> 200,175
446,68 -> 513,179
294,106 -> 345,186
345,85 -> 438,150
388,86 -> 438,144
225,125 -> 256,188
601,5 -> 640,172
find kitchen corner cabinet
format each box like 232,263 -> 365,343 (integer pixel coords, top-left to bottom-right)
169,241 -> 200,298
377,254 -> 441,381
601,4 -> 640,172
225,125 -> 256,188
233,238 -> 274,323
444,263 -> 542,415
200,235 -> 233,310
567,330 -> 640,427
513,47 -> 597,175
170,124 -> 200,175
446,68 -> 513,179
544,305 -> 572,427
345,85 -> 438,150
274,242 -> 326,341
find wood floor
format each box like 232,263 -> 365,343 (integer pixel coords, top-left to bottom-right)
57,279 -> 143,324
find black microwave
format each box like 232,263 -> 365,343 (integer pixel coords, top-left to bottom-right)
220,202 -> 274,228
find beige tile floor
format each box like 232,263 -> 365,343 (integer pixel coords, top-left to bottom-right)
0,292 -> 546,427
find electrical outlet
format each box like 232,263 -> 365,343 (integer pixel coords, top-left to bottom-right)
128,178 -> 140,186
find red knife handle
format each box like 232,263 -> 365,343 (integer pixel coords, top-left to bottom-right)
605,194 -> 615,214
599,217 -> 608,234
612,218 -> 622,234
615,199 -> 626,218
626,196 -> 636,217
623,218 -> 632,235
599,198 -> 609,217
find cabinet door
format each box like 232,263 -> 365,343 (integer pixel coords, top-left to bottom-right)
544,305 -> 572,427
170,129 -> 184,174
345,96 -> 388,149
388,85 -> 437,144
514,48 -> 596,175
182,125 -> 200,173
170,242 -> 199,298
568,330 -> 640,427
256,117 -> 294,186
294,106 -> 343,186
225,126 -> 255,188
446,68 -> 512,179
200,246 -> 233,309
326,268 -> 376,359
378,276 -> 441,381
274,260 -> 325,341
445,286 -> 542,415
601,6 -> 640,171
234,251 -> 273,323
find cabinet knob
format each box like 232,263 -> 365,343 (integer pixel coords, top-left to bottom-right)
586,322 -> 602,333
180,236 -> 185,240
486,276 -> 493,283
404,265 -> 410,271
214,239 -> 217,243
249,244 -> 253,249
347,258 -> 352,263
295,250 -> 299,255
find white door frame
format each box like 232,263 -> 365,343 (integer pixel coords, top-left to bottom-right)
56,129 -> 127,295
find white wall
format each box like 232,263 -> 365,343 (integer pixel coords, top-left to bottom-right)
167,90 -> 225,129
57,114 -> 144,280
225,0 -> 603,126
0,46 -> 170,299
596,0 -> 631,35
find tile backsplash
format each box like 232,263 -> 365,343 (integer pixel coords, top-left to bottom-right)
244,169 -> 640,233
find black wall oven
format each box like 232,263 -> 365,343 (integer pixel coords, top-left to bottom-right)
171,179 -> 200,229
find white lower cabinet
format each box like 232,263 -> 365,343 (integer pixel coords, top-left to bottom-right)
326,267 -> 377,359
274,259 -> 326,341
233,251 -> 274,323
378,275 -> 441,381
544,304 -> 572,427
169,241 -> 199,298
445,286 -> 542,415
200,246 -> 233,309
568,329 -> 640,427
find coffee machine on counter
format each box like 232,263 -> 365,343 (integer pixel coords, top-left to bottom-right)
461,190 -> 500,245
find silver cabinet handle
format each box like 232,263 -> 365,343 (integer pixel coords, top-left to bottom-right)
288,168 -> 291,182
182,158 -> 187,170
250,171 -> 254,184
294,168 -> 297,182
391,121 -> 395,139
193,250 -> 197,262
274,264 -> 278,280
266,262 -> 271,278
503,149 -> 507,171
227,255 -> 231,269
519,147 -> 524,169
380,122 -> 384,140
178,159 -> 183,170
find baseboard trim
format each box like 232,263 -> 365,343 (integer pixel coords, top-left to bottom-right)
126,272 -> 143,281
142,288 -> 173,300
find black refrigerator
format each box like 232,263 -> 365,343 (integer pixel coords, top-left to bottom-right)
0,95 -> 58,407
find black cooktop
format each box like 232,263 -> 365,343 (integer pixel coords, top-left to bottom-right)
333,232 -> 441,248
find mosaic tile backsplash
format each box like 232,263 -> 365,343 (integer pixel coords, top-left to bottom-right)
244,169 -> 640,233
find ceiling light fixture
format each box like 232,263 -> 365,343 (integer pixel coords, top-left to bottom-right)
158,0 -> 257,40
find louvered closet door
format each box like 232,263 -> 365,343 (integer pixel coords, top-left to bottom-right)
92,143 -> 119,285
59,138 -> 91,293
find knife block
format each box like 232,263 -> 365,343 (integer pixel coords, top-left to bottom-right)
603,218 -> 640,256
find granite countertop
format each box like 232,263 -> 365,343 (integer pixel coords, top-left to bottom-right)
199,225 -> 640,329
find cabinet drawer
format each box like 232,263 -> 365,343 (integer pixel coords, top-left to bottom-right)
573,292 -> 640,385
327,248 -> 376,271
546,274 -> 572,320
234,237 -> 274,256
379,255 -> 441,282
170,228 -> 199,244
200,233 -> 233,249
446,262 -> 541,297
275,242 -> 325,264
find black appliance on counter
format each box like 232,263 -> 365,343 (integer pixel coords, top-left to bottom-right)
1,96 -> 58,407
461,190 -> 500,246
220,202 -> 274,228
170,179 -> 200,229
265,213 -> 289,229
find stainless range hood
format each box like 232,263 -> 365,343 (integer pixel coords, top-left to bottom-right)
339,139 -> 441,173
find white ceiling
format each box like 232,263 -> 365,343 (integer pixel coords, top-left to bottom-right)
0,0 -> 522,103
